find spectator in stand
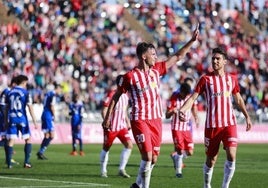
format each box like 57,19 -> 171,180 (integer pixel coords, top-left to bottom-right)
100,75 -> 133,178
0,0 -> 267,122
179,47 -> 252,188
260,87 -> 268,109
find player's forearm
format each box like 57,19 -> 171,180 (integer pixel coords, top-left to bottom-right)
191,105 -> 199,123
180,93 -> 198,112
28,106 -> 37,124
176,39 -> 196,59
104,100 -> 115,120
166,39 -> 196,69
101,107 -> 108,119
237,99 -> 250,119
235,93 -> 250,119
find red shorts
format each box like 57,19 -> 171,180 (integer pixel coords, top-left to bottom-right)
172,130 -> 194,151
103,128 -> 131,148
131,118 -> 162,156
204,125 -> 237,157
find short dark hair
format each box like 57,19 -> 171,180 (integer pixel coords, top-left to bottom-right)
72,93 -> 79,102
212,47 -> 228,59
180,83 -> 191,95
10,76 -> 18,86
136,42 -> 155,58
15,75 -> 28,85
116,75 -> 123,86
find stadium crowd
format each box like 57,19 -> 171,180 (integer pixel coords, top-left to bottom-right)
0,0 -> 267,122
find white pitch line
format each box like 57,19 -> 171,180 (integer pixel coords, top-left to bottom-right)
0,176 -> 110,187
1,186 -> 95,188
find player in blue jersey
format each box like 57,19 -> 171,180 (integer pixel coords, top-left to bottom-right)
69,93 -> 85,156
0,77 -> 18,165
5,75 -> 38,168
37,83 -> 62,160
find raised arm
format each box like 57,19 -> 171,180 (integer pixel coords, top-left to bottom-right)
165,24 -> 199,70
233,92 -> 252,131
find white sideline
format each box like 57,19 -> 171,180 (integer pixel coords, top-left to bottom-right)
0,175 -> 110,187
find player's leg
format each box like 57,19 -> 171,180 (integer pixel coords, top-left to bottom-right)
147,119 -> 162,188
1,136 -> 9,164
22,125 -> 32,168
77,129 -> 84,156
184,131 -> 194,157
5,125 -> 17,168
131,119 -> 161,188
203,128 -> 221,188
118,128 -> 132,178
175,151 -> 184,177
100,130 -> 115,177
130,120 -> 152,188
37,118 -> 54,159
173,131 -> 184,177
204,154 -> 218,188
37,132 -> 51,159
70,131 -> 78,155
0,135 -> 5,146
222,147 -> 236,188
24,138 -> 32,168
100,149 -> 109,177
222,126 -> 237,188
6,138 -> 14,168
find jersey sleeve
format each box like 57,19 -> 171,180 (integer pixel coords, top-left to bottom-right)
231,75 -> 240,94
166,93 -> 177,111
153,62 -> 167,76
118,73 -> 131,93
103,91 -> 115,107
194,75 -> 206,94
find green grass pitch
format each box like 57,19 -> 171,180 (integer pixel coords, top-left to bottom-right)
0,143 -> 267,188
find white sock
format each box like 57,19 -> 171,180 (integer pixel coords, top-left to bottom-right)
100,150 -> 109,173
222,160 -> 235,188
137,160 -> 151,188
203,163 -> 213,188
119,148 -> 132,170
147,163 -> 155,187
176,154 -> 183,174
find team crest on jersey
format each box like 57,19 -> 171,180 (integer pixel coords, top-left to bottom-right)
224,91 -> 231,97
150,81 -> 157,89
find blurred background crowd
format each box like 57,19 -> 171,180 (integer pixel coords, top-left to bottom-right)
0,0 -> 267,123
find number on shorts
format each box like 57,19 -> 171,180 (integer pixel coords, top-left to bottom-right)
136,134 -> 145,143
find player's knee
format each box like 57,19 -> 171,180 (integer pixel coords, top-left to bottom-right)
126,141 -> 133,149
188,150 -> 194,156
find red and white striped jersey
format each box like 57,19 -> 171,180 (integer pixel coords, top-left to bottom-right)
167,93 -> 196,131
118,62 -> 167,120
103,90 -> 129,131
195,72 -> 240,128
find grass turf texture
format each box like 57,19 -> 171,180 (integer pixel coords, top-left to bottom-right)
0,143 -> 267,188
